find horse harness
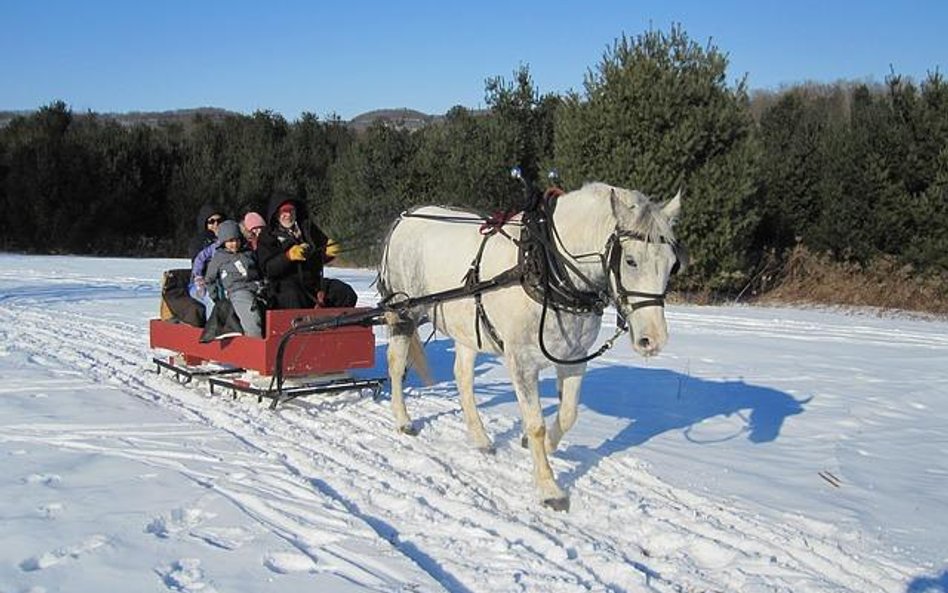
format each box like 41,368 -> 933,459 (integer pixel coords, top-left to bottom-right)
452,194 -> 679,359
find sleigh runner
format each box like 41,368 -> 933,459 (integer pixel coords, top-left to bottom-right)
150,307 -> 387,407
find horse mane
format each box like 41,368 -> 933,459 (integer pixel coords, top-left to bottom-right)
577,182 -> 677,244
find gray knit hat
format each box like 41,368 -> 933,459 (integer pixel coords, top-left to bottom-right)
216,220 -> 242,243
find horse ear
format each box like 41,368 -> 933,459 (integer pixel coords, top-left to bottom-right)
662,188 -> 682,224
609,188 -> 636,224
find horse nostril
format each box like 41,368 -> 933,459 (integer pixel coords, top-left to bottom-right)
637,337 -> 652,351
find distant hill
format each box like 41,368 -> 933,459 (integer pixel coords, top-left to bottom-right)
0,106 -> 447,131
0,107 -> 238,129
104,107 -> 238,127
0,110 -> 33,128
348,108 -> 442,132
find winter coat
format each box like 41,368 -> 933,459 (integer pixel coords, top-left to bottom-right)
187,204 -> 225,262
191,241 -> 218,282
205,245 -> 261,300
255,196 -> 329,310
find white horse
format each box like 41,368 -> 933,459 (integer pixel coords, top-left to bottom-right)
379,182 -> 683,511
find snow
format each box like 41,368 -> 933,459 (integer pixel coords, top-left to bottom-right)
1,253 -> 946,593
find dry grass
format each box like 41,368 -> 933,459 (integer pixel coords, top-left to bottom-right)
750,246 -> 948,317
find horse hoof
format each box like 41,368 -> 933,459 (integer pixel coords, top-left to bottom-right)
478,445 -> 496,456
542,496 -> 570,512
398,424 -> 419,436
520,435 -> 528,448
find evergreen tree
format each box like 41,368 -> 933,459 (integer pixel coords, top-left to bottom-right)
555,25 -> 760,290
410,105 -> 521,213
484,65 -> 560,189
326,121 -> 415,262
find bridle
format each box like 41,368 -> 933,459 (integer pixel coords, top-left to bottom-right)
603,229 -> 683,313
532,223 -> 682,365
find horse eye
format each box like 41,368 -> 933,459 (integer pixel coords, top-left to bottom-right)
625,257 -> 638,269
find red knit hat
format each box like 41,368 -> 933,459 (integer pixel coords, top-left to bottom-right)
278,201 -> 296,214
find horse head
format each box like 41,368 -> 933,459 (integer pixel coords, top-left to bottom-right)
608,188 -> 684,357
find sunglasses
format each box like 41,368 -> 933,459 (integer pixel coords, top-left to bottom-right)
207,217 -> 224,225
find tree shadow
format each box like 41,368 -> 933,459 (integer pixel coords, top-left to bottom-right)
478,364 -> 808,489
907,570 -> 948,593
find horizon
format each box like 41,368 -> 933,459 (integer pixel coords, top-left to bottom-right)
2,1 -> 946,121
0,104 -> 441,123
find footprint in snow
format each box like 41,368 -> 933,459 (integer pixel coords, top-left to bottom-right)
23,473 -> 62,486
37,502 -> 64,518
263,551 -> 318,574
155,558 -> 218,593
19,534 -> 109,572
146,507 -> 216,539
189,526 -> 255,550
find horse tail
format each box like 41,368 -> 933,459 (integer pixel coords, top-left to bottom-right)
383,311 -> 433,386
408,330 -> 433,386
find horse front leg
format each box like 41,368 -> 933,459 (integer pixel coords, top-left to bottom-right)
547,362 -> 586,453
385,313 -> 417,435
454,342 -> 494,453
507,353 -> 569,511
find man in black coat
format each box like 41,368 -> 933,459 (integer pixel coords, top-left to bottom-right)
256,191 -> 357,309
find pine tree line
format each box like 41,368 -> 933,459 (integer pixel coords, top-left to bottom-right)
1,25 -> 945,296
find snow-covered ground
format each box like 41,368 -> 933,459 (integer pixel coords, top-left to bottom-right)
1,253 -> 946,593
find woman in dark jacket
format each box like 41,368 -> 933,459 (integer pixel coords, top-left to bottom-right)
187,204 -> 226,262
256,192 -> 356,310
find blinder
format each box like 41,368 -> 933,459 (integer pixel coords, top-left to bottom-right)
670,241 -> 688,276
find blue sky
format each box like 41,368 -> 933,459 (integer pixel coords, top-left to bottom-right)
2,0 -> 945,121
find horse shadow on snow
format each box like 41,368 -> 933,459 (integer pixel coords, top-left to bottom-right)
375,341 -> 807,489
538,365 -> 808,488
906,570 -> 948,593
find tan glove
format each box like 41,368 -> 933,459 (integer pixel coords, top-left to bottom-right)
325,240 -> 341,258
286,244 -> 310,262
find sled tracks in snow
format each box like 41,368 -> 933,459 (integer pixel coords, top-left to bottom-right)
1,302 -> 914,593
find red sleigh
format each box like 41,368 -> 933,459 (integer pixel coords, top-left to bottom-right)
150,307 -> 386,407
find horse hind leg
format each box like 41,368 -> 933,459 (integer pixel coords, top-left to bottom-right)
385,312 -> 418,436
454,342 -> 494,454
